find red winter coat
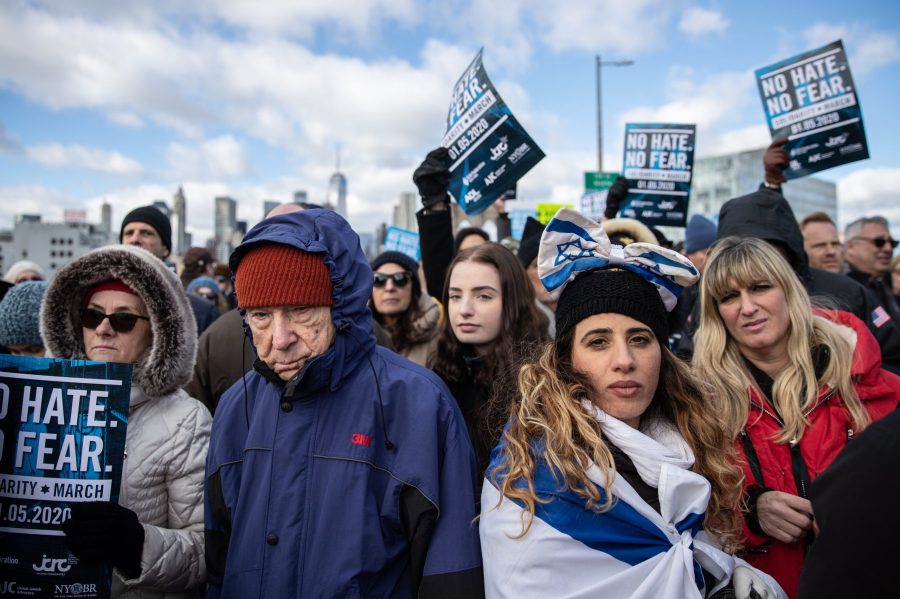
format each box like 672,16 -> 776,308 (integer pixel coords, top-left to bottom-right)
736,309 -> 900,598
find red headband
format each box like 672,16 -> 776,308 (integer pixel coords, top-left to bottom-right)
81,280 -> 137,307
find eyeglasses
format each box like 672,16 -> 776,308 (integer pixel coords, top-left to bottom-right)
373,272 -> 412,288
80,308 -> 150,333
852,236 -> 897,249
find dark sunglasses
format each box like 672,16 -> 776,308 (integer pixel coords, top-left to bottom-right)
854,236 -> 898,249
373,272 -> 412,288
80,308 -> 150,333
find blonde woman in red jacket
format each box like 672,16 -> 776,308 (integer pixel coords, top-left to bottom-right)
693,236 -> 900,598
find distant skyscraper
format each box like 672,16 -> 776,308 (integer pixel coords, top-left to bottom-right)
171,186 -> 187,256
293,190 -> 309,205
101,201 -> 112,232
214,196 -> 237,262
392,192 -> 419,232
327,149 -> 347,217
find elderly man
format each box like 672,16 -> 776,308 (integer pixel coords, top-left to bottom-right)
204,208 -> 483,598
845,216 -> 900,323
800,212 -> 843,273
120,205 -> 218,334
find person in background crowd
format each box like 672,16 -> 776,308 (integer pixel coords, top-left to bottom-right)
455,227 -> 490,252
429,242 -> 549,477
670,215 -> 716,347
181,246 -> 215,288
799,212 -> 843,274
684,214 -> 717,273
369,250 -> 441,366
213,262 -> 237,310
43,244 -> 210,598
892,254 -> 900,301
188,275 -> 230,317
205,208 -> 484,598
517,217 -> 556,336
844,215 -> 900,323
677,183 -> 900,375
797,408 -> 900,598
3,259 -> 46,284
693,237 -> 900,597
0,280 -> 48,356
120,205 -> 217,335
481,209 -> 783,599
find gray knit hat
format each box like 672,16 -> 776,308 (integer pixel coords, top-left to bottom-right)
0,280 -> 48,346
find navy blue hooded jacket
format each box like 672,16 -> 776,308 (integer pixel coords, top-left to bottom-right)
204,209 -> 484,598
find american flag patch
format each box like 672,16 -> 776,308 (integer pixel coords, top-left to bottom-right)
872,306 -> 891,328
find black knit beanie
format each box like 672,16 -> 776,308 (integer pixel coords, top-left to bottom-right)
120,206 -> 172,253
370,251 -> 421,299
555,269 -> 668,342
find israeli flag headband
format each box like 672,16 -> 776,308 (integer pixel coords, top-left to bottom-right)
537,208 -> 699,311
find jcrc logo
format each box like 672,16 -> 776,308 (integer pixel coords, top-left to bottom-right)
33,553 -> 71,573
490,137 -> 508,161
55,583 -> 98,595
824,133 -> 849,147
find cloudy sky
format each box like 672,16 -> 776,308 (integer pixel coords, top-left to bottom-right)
1,0 -> 898,245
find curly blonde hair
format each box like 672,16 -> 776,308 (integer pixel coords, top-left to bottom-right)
490,329 -> 745,553
693,237 -> 868,444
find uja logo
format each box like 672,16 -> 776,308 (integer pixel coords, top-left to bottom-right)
33,553 -> 71,573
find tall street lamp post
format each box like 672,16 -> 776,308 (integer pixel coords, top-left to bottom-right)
596,55 -> 634,172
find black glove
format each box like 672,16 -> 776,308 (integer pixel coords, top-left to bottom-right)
763,136 -> 789,186
63,501 -> 145,579
604,176 -> 629,219
413,147 -> 452,210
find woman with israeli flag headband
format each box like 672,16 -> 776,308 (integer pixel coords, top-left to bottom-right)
480,208 -> 785,599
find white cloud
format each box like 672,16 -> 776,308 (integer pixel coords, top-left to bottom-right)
678,7 -> 730,37
167,135 -> 249,179
836,168 -> 900,234
107,111 -> 144,128
0,185 -> 76,226
26,143 -> 143,174
537,0 -> 671,55
802,22 -> 900,78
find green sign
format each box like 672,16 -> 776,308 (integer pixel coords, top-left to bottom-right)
584,171 -> 620,192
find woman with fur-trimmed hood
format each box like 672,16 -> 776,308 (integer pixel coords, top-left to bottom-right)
41,244 -> 211,598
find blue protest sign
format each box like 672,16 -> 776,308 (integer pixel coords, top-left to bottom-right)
382,226 -> 421,261
442,49 -> 545,216
0,355 -> 132,599
621,123 -> 695,227
756,39 -> 868,178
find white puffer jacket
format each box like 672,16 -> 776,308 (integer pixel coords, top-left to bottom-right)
42,244 -> 211,598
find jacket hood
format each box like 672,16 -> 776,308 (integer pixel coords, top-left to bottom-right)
717,188 -> 810,279
40,245 -> 197,397
230,209 -> 375,394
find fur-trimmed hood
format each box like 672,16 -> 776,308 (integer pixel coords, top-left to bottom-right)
41,245 -> 197,397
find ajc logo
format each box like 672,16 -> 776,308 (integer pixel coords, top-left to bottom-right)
32,553 -> 71,573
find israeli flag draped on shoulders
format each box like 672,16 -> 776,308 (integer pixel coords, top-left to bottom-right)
480,406 -> 786,599
537,207 -> 699,308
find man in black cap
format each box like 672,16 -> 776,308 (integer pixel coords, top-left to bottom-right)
120,205 -> 217,335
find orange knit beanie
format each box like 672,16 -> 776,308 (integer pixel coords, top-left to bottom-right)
234,244 -> 333,309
